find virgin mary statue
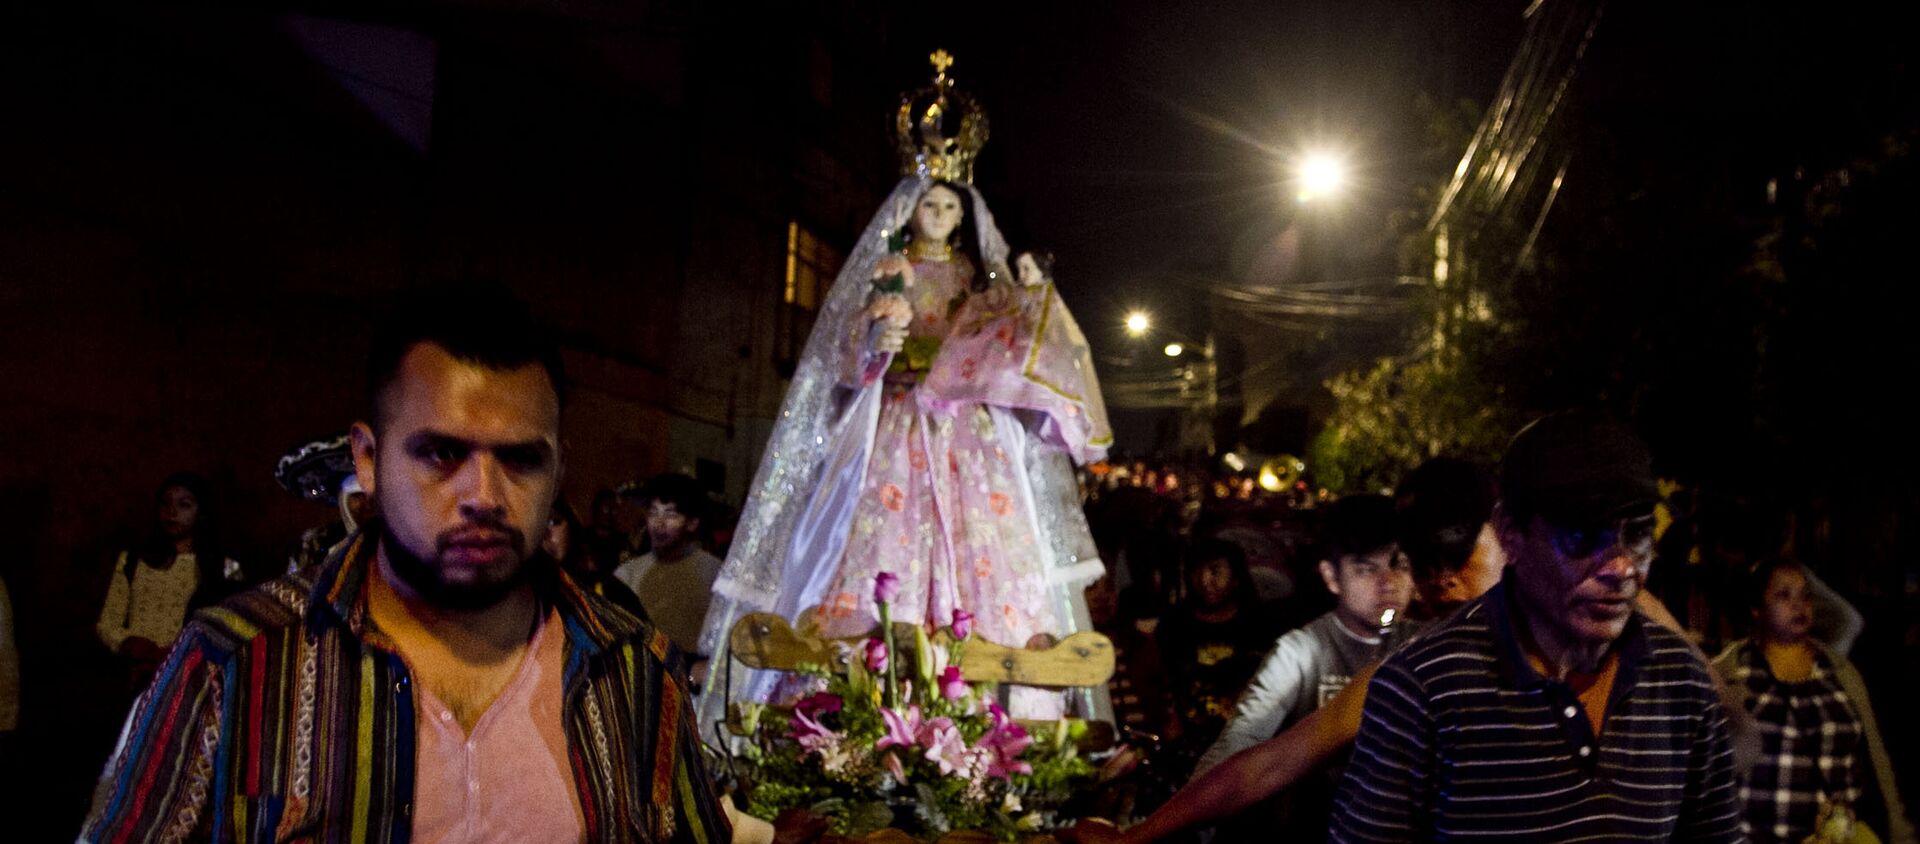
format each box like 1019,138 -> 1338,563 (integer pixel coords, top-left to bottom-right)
696,53 -> 1111,734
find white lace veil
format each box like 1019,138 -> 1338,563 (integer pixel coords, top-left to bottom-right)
694,176 -> 1011,736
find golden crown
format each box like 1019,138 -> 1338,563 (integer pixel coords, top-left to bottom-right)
896,50 -> 989,184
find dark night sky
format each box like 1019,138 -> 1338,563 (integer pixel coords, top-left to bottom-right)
1,0 -> 1531,448
882,0 -> 1526,444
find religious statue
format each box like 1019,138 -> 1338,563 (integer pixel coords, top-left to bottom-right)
696,52 -> 1112,733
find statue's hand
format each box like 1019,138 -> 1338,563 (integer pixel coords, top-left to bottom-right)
867,294 -> 912,328
872,255 -> 916,288
874,323 -> 908,354
866,295 -> 911,354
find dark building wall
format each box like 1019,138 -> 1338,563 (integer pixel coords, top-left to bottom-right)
664,12 -> 895,503
0,4 -> 900,828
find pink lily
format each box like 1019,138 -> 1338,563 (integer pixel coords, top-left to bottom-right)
794,691 -> 843,718
977,718 -> 1034,778
985,700 -> 1012,727
789,706 -> 843,753
883,750 -> 909,785
920,716 -> 971,776
876,705 -> 924,751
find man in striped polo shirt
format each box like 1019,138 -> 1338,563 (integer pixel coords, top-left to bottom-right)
1331,412 -> 1744,842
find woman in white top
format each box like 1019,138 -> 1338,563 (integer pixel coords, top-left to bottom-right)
96,472 -> 245,690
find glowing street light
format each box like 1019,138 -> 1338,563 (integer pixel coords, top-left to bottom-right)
1296,152 -> 1347,203
1113,306 -> 1220,453
1258,464 -> 1284,492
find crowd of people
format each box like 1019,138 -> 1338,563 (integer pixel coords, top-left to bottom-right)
81,459 -> 732,697
36,281 -> 1904,844
1064,428 -> 1912,843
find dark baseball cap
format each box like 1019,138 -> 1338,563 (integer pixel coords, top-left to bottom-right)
1500,411 -> 1659,527
1396,458 -> 1496,577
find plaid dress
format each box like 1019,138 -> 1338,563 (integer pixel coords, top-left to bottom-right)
1729,641 -> 1868,844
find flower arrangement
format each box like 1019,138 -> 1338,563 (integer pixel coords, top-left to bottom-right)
732,573 -> 1095,841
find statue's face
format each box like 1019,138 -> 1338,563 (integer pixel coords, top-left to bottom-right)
912,184 -> 965,243
1015,253 -> 1046,286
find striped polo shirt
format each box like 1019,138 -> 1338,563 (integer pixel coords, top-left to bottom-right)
1330,570 -> 1744,842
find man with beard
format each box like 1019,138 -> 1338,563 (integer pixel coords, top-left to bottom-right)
1329,412 -> 1743,842
82,283 -> 734,843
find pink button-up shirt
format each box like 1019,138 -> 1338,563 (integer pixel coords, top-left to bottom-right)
412,609 -> 584,843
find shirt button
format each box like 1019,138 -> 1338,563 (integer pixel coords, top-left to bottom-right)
1578,745 -> 1592,757
1564,705 -> 1579,719
440,710 -> 453,722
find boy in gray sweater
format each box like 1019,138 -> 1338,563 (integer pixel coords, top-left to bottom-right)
1194,495 -> 1418,836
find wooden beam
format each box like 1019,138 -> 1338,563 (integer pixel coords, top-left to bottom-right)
726,613 -> 1115,688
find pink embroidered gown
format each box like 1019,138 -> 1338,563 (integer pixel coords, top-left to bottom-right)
809,256 -> 1096,656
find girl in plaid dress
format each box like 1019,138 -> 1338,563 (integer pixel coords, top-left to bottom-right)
1714,559 -> 1913,844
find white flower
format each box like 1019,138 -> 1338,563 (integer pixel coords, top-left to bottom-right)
930,642 -> 951,678
819,742 -> 854,774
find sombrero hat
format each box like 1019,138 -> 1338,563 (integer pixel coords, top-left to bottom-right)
274,434 -> 356,504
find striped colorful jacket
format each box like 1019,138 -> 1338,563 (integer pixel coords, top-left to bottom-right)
80,533 -> 732,843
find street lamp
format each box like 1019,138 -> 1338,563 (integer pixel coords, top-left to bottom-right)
1295,152 -> 1347,203
1115,308 -> 1219,455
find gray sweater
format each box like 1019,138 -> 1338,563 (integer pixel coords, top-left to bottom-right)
1195,611 -> 1418,775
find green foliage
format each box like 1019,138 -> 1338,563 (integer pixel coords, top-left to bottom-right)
1309,354 -> 1516,493
1311,95 -> 1528,489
